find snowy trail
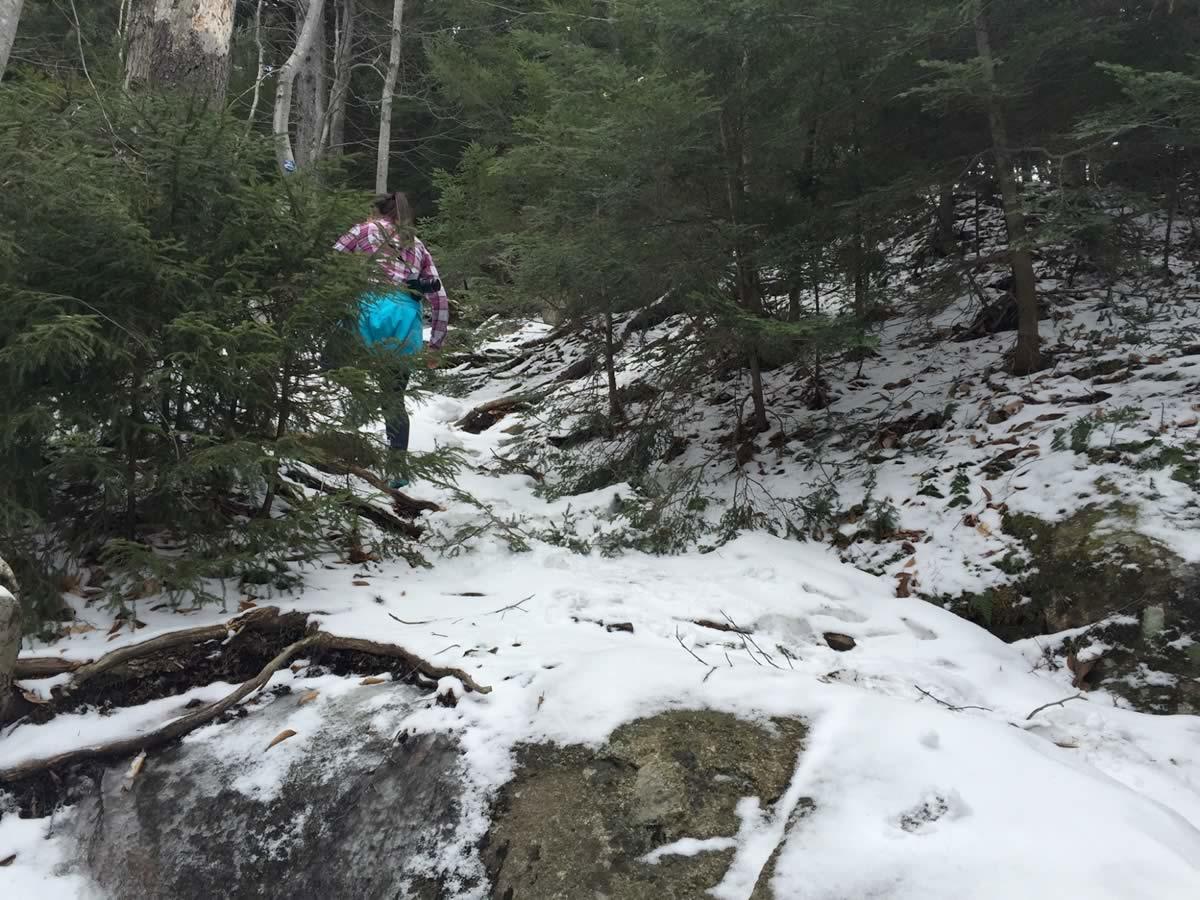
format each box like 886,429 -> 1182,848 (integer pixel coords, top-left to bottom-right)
7,329 -> 1200,898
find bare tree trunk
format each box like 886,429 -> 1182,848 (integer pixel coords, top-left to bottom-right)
125,0 -> 238,102
0,556 -> 20,726
274,0 -> 326,173
602,308 -> 624,422
324,0 -> 355,155
935,186 -> 957,254
246,0 -> 266,130
375,0 -> 405,194
0,0 -> 24,82
294,0 -> 327,168
1164,148 -> 1180,275
718,80 -> 769,434
973,0 -> 1041,375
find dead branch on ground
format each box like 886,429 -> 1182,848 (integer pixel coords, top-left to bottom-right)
1024,693 -> 1086,721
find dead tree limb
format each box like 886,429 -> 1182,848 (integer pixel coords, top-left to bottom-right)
455,390 -> 550,433
283,467 -> 424,538
302,460 -> 441,514
689,617 -> 753,635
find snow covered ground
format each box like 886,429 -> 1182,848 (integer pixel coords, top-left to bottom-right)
6,345 -> 1200,898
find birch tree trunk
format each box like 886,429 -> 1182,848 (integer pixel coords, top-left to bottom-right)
0,556 -> 19,726
375,0 -> 405,194
294,1 -> 327,168
973,0 -> 1041,375
246,0 -> 266,129
274,0 -> 326,173
0,0 -> 24,82
324,0 -> 355,155
124,0 -> 238,103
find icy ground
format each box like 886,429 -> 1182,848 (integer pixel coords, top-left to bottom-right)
6,325 -> 1200,898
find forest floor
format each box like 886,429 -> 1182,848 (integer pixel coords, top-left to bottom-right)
7,289 -> 1200,896
7,203 -> 1200,897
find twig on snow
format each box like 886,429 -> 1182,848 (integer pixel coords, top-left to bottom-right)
485,595 -> 534,618
388,613 -> 435,626
914,684 -> 993,713
722,610 -> 782,670
675,627 -> 709,666
1024,693 -> 1086,721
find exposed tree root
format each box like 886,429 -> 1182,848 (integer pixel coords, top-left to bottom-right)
13,606 -> 302,684
4,610 -> 491,784
1,633 -> 320,783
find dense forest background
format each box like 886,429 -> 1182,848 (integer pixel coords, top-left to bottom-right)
3,0 -> 1200,634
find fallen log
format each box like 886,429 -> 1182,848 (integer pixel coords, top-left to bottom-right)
455,389 -> 550,434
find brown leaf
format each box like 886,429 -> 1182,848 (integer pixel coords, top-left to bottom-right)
107,619 -> 123,636
265,729 -> 297,751
1177,416 -> 1198,428
359,676 -> 387,686
59,572 -> 83,593
238,597 -> 257,611
961,513 -> 978,528
68,622 -> 97,635
297,689 -> 320,706
348,545 -> 375,564
981,484 -> 993,503
352,580 -> 371,587
0,853 -> 15,867
903,557 -> 917,569
896,571 -> 914,598
20,690 -> 51,705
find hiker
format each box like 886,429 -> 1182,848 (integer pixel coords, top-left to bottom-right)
333,191 -> 450,489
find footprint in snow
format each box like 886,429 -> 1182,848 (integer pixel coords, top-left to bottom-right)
895,790 -> 970,833
901,618 -> 938,641
815,605 -> 868,624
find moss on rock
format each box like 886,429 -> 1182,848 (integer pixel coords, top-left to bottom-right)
484,710 -> 806,900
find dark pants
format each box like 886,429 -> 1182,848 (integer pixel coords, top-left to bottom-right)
385,369 -> 411,452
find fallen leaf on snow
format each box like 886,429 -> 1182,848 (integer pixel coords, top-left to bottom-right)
352,580 -> 371,587
359,676 -> 388,686
298,689 -> 320,705
265,729 -> 297,750
0,853 -> 15,867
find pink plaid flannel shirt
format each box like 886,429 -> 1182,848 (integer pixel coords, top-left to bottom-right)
333,218 -> 450,349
